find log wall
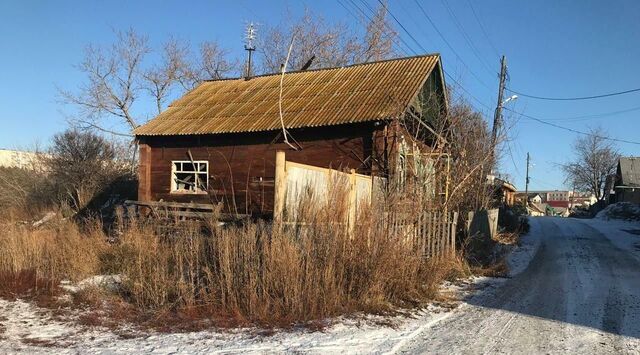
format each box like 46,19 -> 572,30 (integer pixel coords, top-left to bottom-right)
137,122 -> 390,216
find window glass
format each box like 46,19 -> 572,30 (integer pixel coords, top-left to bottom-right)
171,160 -> 208,193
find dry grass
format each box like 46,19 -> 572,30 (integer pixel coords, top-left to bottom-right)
0,217 -> 107,304
0,190 -> 472,329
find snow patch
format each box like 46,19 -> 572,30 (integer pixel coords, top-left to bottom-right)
596,202 -> 640,221
507,217 -> 542,276
60,275 -> 124,294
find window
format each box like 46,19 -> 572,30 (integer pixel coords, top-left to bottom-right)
171,161 -> 208,193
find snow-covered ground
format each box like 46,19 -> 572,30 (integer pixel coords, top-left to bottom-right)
0,298 -> 459,354
398,217 -> 640,354
4,217 -> 635,354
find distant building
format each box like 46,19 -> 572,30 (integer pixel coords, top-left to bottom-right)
514,192 -> 544,205
548,200 -> 570,217
547,190 -> 571,201
613,157 -> 640,204
492,178 -> 517,206
0,149 -> 39,169
528,202 -> 547,216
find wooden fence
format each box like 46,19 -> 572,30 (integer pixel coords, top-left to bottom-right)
273,151 -> 382,230
389,210 -> 458,258
273,151 -> 458,258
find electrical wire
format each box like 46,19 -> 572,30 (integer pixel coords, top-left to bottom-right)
506,86 -> 640,101
343,0 -> 417,55
408,0 -> 496,91
439,0 -> 496,76
339,0 -> 496,116
465,0 -> 500,58
503,107 -> 640,145
530,105 -> 640,122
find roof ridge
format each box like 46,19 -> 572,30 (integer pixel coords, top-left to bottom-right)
203,53 -> 441,83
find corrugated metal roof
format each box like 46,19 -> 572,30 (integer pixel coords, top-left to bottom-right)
619,157 -> 640,187
134,54 -> 442,136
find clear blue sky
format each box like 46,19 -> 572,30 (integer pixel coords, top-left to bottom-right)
1,0 -> 639,191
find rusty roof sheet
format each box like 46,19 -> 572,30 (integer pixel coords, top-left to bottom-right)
134,54 -> 442,136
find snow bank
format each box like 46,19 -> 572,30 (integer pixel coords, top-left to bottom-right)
506,217 -> 541,277
0,298 -> 456,354
596,202 -> 640,221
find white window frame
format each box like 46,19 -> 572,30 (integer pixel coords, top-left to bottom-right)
170,160 -> 209,194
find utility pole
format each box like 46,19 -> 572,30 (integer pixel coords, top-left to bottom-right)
491,55 -> 508,153
525,152 -> 530,207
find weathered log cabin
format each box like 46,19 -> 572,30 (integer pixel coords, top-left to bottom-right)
133,54 -> 449,217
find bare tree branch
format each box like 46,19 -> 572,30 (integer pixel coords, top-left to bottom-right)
59,28 -> 150,132
562,127 -> 619,200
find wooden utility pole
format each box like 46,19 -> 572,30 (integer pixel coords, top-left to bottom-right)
491,56 -> 508,152
525,152 -> 530,207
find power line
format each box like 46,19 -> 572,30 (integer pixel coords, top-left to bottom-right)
529,176 -> 560,190
408,0 -> 496,91
530,105 -> 640,122
346,0 -> 418,56
339,0 -> 495,116
503,107 -> 640,145
506,86 -> 640,101
465,0 -> 500,58
439,0 -> 496,76
376,0 -> 428,54
338,0 -> 413,55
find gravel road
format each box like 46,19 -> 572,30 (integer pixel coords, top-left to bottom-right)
399,217 -> 640,354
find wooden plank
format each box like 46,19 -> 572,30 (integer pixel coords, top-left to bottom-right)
451,212 -> 458,256
169,210 -> 249,220
273,151 -> 286,223
125,200 -> 218,211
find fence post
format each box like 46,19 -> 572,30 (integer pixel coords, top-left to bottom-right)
451,212 -> 458,256
348,169 -> 357,236
274,151 -> 286,224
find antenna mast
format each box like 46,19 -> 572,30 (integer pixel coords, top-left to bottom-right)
244,22 -> 256,78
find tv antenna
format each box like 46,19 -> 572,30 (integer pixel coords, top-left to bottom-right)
244,22 -> 257,77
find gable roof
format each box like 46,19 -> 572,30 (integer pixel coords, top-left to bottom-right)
618,157 -> 640,187
530,203 -> 547,214
134,54 -> 443,136
548,200 -> 570,208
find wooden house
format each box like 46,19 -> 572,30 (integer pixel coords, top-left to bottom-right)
133,54 -> 449,217
613,157 -> 640,204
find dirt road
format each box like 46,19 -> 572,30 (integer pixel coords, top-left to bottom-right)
399,217 -> 640,354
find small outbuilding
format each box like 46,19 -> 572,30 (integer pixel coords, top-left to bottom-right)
613,157 -> 640,204
133,54 -> 449,217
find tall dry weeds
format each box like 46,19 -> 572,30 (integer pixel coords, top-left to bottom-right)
0,183 -> 470,327
0,217 -> 107,295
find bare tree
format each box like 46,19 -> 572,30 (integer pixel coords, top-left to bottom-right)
200,41 -> 238,80
446,101 -> 495,211
143,38 -> 190,115
355,2 -> 397,63
61,29 -> 235,134
60,29 -> 150,133
258,5 -> 397,74
562,127 -> 619,201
